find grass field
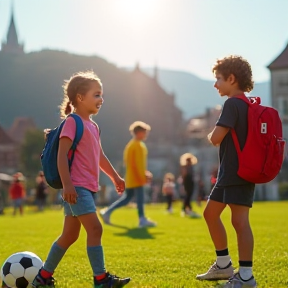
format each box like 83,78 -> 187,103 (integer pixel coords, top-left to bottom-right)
0,201 -> 287,288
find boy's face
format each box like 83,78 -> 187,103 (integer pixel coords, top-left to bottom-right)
135,130 -> 148,141
214,72 -> 234,97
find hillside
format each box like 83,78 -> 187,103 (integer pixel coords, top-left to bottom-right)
143,68 -> 270,118
0,50 -> 182,160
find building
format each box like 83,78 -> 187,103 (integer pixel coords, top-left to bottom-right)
9,117 -> 36,143
268,42 -> 288,139
1,6 -> 24,54
0,125 -> 19,173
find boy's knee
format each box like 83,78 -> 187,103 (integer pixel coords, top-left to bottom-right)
231,217 -> 248,231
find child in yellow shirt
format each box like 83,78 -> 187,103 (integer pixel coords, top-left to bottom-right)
100,121 -> 156,228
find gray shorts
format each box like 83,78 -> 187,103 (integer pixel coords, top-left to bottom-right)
63,186 -> 97,217
209,184 -> 255,207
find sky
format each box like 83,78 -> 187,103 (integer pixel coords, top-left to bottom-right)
0,0 -> 288,82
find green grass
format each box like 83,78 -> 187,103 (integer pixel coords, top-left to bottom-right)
0,201 -> 287,288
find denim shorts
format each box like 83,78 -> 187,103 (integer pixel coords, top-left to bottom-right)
13,198 -> 23,208
63,186 -> 97,217
209,184 -> 255,207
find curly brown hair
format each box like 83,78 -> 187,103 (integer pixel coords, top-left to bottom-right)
60,71 -> 102,118
212,55 -> 254,92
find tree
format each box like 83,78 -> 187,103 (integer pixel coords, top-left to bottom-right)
20,129 -> 45,177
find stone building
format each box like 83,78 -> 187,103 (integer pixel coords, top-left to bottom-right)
268,42 -> 288,139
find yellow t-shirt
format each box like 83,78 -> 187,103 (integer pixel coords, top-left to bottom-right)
124,139 -> 147,188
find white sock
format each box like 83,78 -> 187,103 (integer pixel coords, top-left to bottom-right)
216,255 -> 231,268
239,266 -> 253,281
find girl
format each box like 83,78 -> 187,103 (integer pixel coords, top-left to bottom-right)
162,173 -> 175,213
32,71 -> 130,288
181,158 -> 200,218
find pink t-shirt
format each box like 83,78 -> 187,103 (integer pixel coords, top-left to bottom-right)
60,116 -> 100,192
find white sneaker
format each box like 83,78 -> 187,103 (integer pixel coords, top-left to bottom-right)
189,211 -> 201,218
196,262 -> 234,280
222,273 -> 257,288
99,208 -> 111,224
139,217 -> 157,228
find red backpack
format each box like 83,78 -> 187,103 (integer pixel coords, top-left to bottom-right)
231,95 -> 286,184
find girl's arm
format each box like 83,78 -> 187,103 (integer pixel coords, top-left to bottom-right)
57,137 -> 77,203
99,142 -> 125,194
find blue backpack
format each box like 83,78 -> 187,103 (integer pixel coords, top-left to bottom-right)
40,114 -> 84,189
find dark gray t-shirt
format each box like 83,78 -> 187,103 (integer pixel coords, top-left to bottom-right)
216,97 -> 252,186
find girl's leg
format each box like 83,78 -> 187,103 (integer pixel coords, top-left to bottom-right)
103,189 -> 134,216
229,204 -> 254,280
43,216 -> 81,274
78,213 -> 105,277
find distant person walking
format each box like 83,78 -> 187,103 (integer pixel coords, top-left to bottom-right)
100,121 -> 156,228
9,172 -> 25,216
35,171 -> 48,211
162,173 -> 176,213
181,157 -> 200,218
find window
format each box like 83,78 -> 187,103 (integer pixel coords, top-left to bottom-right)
278,96 -> 288,119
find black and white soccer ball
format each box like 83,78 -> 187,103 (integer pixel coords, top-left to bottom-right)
1,252 -> 43,288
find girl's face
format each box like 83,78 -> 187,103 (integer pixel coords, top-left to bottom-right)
80,81 -> 104,115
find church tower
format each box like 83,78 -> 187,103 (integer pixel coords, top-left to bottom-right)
1,4 -> 24,54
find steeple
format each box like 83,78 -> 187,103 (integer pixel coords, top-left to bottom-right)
1,3 -> 24,54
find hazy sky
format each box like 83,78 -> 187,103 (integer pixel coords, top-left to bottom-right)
1,0 -> 288,82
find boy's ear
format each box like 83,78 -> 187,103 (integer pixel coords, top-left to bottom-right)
227,74 -> 236,85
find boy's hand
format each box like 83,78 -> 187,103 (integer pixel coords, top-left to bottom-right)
62,184 -> 78,204
145,171 -> 153,183
113,176 -> 125,195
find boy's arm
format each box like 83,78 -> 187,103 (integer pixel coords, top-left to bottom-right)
208,98 -> 237,146
208,126 -> 229,146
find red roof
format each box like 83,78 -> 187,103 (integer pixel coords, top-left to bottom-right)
268,43 -> 288,70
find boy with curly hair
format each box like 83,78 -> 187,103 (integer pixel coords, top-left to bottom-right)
196,55 -> 257,288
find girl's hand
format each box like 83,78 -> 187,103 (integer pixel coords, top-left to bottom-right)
113,176 -> 125,195
62,185 -> 78,204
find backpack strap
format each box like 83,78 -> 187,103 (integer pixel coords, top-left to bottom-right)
230,95 -> 250,154
67,114 -> 84,168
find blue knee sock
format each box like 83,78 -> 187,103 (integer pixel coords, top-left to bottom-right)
43,242 -> 67,273
87,246 -> 106,276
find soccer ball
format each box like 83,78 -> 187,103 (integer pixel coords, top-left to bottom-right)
1,252 -> 43,288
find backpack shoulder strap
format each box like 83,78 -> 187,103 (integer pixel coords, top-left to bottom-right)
67,114 -> 84,168
68,114 -> 84,151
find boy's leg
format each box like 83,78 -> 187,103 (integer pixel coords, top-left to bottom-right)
229,204 -> 254,281
102,188 -> 134,216
136,186 -> 156,227
197,199 -> 234,280
135,186 -> 144,218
